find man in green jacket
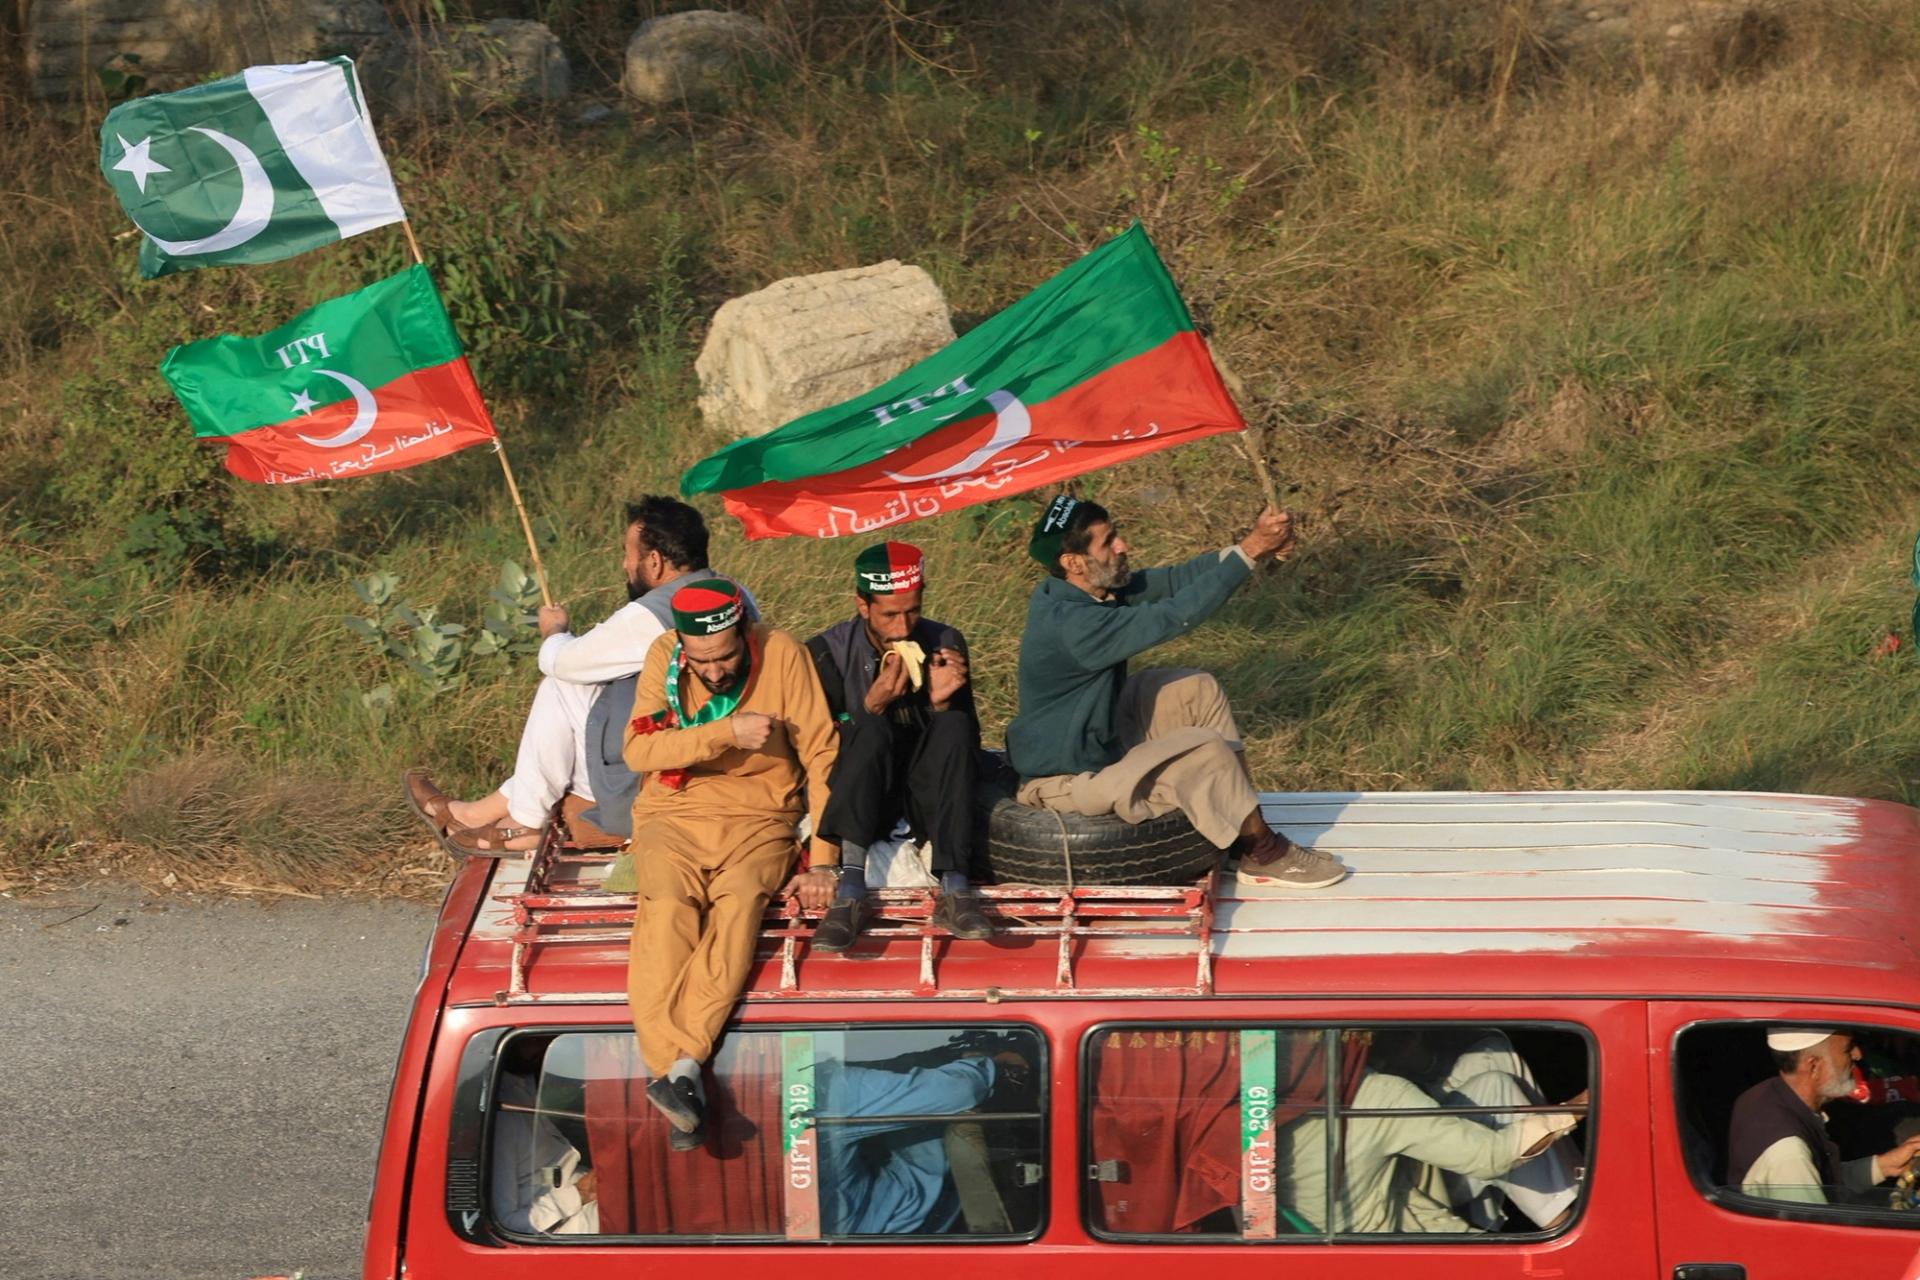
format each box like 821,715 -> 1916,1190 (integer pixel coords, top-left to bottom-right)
1005,494 -> 1346,889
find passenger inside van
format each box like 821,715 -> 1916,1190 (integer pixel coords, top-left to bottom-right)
819,1044 -> 1034,1235
1086,1025 -> 1588,1239
490,1056 -> 600,1235
1726,1027 -> 1920,1205
1278,1029 -> 1585,1234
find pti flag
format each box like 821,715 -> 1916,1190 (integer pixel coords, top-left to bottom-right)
100,58 -> 405,278
680,222 -> 1247,539
160,265 -> 497,485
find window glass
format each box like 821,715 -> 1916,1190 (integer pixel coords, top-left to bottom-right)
487,1025 -> 1045,1242
1675,1022 -> 1920,1225
1085,1023 -> 1592,1241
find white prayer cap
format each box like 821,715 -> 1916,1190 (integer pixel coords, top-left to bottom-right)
1767,1029 -> 1835,1053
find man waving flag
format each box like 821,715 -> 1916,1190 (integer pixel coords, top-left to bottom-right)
681,222 -> 1248,539
99,57 -> 405,278
161,265 -> 496,484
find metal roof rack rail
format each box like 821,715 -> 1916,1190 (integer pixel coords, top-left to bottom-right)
491,820 -> 1218,1004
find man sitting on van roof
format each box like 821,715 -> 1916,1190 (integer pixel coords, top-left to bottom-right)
1729,1028 -> 1920,1204
619,580 -> 840,1149
1005,494 -> 1346,890
807,541 -> 990,951
403,496 -> 754,855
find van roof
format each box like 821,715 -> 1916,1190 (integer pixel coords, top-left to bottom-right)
446,790 -> 1920,1010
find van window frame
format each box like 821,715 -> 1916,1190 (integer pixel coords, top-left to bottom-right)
1077,1017 -> 1599,1246
476,1021 -> 1052,1247
1671,1017 -> 1920,1233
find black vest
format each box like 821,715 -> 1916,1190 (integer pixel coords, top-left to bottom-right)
1726,1074 -> 1841,1189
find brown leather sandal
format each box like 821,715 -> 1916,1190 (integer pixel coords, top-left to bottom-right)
402,768 -> 457,837
445,819 -> 544,859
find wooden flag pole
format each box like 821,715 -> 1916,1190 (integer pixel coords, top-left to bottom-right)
399,220 -> 553,608
491,439 -> 555,608
1208,341 -> 1296,564
1208,342 -> 1284,511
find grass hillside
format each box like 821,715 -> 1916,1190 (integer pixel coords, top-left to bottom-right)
6,0 -> 1920,890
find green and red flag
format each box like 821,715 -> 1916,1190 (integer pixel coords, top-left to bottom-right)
100,57 -> 406,278
160,265 -> 497,484
680,222 -> 1247,539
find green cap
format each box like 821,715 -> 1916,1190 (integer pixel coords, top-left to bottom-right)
1027,494 -> 1082,567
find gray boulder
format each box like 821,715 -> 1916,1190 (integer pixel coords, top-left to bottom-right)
696,261 -> 956,440
621,9 -> 776,106
359,19 -> 570,117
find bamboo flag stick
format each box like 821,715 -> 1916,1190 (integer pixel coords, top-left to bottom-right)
399,220 -> 554,607
1209,342 -> 1284,512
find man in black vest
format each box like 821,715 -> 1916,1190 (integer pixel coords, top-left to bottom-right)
807,541 -> 990,950
1727,1027 -> 1920,1203
403,496 -> 754,854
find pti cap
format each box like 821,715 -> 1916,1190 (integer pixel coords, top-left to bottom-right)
856,541 -> 925,594
1767,1029 -> 1835,1053
670,579 -> 743,636
1027,494 -> 1082,567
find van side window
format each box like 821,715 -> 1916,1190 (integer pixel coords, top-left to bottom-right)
1675,1022 -> 1920,1226
485,1025 -> 1046,1243
1083,1023 -> 1592,1241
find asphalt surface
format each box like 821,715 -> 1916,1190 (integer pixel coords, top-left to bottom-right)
0,884 -> 438,1280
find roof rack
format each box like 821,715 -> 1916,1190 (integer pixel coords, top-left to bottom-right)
492,820 -> 1218,1004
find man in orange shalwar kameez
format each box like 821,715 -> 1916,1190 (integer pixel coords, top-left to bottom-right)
621,579 -> 840,1149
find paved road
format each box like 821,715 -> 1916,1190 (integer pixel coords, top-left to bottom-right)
0,885 -> 437,1280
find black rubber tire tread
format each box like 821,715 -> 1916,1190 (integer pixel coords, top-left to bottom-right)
975,773 -> 1218,886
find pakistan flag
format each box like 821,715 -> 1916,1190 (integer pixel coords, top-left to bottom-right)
99,58 -> 406,278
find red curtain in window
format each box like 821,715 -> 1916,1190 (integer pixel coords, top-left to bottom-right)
1089,1029 -> 1370,1234
1089,1028 -> 1242,1233
584,1035 -> 783,1235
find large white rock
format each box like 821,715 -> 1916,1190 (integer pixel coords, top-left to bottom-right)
696,262 -> 956,440
621,8 -> 776,105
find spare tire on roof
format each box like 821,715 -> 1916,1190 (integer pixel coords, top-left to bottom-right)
974,766 -> 1219,886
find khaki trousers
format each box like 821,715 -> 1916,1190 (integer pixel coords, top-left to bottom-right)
626,811 -> 796,1076
1015,669 -> 1259,849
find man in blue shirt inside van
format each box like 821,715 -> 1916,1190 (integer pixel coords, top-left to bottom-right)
1006,494 -> 1347,890
819,1049 -> 1028,1234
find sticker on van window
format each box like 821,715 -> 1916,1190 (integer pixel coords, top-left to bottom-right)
782,1030 -> 821,1241
1240,1028 -> 1278,1239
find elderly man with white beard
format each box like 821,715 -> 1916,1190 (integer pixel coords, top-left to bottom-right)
1730,1028 -> 1920,1203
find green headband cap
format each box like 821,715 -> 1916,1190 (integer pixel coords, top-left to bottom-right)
1027,494 -> 1082,567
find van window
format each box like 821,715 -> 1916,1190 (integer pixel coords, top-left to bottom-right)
1675,1021 -> 1920,1226
1083,1023 -> 1592,1241
486,1025 -> 1046,1243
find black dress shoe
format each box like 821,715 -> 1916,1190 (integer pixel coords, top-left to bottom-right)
813,897 -> 871,953
932,889 -> 992,940
645,1075 -> 705,1134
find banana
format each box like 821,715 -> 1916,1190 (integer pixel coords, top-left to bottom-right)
888,639 -> 927,691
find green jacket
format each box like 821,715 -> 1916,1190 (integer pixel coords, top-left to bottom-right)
1006,548 -> 1252,779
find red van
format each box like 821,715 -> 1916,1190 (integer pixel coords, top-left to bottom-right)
363,789 -> 1920,1278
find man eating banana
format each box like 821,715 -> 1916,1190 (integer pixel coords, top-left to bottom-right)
805,541 -> 991,950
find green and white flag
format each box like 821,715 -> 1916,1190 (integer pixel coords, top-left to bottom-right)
99,57 -> 406,279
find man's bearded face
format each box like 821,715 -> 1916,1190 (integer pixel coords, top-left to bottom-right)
624,523 -> 648,602
682,627 -> 748,694
1816,1036 -> 1859,1101
1079,521 -> 1131,591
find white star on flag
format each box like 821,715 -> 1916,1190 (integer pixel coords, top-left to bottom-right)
289,389 -> 317,415
112,135 -> 170,194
